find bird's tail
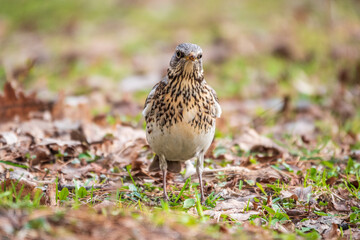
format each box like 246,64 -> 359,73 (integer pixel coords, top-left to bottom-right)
148,154 -> 182,173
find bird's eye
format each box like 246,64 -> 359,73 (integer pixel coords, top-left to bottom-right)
197,53 -> 202,59
176,50 -> 183,58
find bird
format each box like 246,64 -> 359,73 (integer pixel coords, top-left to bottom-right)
142,43 -> 221,203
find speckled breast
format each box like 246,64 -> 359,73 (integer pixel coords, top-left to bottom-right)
145,81 -> 217,161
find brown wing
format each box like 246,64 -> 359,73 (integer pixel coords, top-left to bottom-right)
204,81 -> 222,118
142,76 -> 168,118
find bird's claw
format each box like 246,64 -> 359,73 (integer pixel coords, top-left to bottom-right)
163,193 -> 170,202
200,195 -> 205,205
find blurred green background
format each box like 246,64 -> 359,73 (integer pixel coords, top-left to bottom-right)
0,0 -> 359,103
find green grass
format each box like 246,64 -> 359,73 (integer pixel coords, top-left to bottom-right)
1,180 -> 43,209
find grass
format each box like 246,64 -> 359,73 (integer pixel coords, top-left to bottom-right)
1,150 -> 360,239
1,181 -> 43,209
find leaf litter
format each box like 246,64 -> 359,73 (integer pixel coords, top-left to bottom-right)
0,80 -> 359,239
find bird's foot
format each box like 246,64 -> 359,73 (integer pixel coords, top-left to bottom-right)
200,194 -> 205,205
163,190 -> 170,201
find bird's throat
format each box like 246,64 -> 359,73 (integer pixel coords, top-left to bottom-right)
168,66 -> 203,83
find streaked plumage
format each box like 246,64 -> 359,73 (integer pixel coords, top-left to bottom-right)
143,43 -> 221,202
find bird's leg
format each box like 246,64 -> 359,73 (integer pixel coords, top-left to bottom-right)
196,153 -> 205,204
162,169 -> 169,201
159,155 -> 169,201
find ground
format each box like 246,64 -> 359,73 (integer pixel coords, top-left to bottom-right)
0,0 -> 360,239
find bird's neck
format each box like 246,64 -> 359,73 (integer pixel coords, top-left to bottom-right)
167,68 -> 204,84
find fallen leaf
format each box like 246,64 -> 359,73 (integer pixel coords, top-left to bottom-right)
214,199 -> 252,211
93,200 -> 116,211
0,168 -> 43,199
228,211 -> 259,222
204,166 -> 290,183
296,216 -> 344,235
331,199 -> 350,212
0,132 -> 18,145
322,223 -> 340,240
0,82 -> 51,123
294,186 -> 313,203
234,128 -> 288,162
280,190 -> 298,201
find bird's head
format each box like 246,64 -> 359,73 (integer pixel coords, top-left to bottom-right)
168,43 -> 203,81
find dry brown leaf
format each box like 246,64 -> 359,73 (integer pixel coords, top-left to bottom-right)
235,128 -> 285,152
234,128 -> 289,163
93,200 -> 116,211
28,145 -> 51,165
343,228 -> 360,240
228,211 -> 260,222
0,168 -> 42,199
214,199 -> 253,211
204,207 -> 259,222
51,91 -> 65,120
0,144 -> 29,161
296,216 -> 344,235
0,82 -> 51,123
60,163 -> 105,180
271,221 -> 295,234
326,176 -> 337,186
322,223 -> 341,240
280,190 -> 298,201
332,199 -> 350,212
57,96 -> 92,122
294,186 -> 313,203
204,166 -> 290,183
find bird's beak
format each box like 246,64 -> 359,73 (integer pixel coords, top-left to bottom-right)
186,52 -> 196,61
